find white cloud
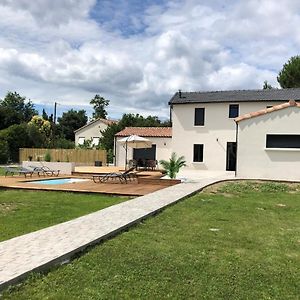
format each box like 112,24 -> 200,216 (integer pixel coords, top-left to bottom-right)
0,0 -> 299,119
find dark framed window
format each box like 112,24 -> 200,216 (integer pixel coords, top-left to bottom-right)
193,144 -> 204,162
229,104 -> 239,118
266,105 -> 273,109
194,108 -> 205,126
266,134 -> 300,148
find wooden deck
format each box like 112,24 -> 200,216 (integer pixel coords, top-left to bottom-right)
0,174 -> 177,196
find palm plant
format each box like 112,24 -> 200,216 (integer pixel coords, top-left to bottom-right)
159,152 -> 186,179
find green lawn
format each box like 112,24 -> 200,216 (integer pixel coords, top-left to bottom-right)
3,181 -> 300,299
0,190 -> 128,242
0,167 -> 5,176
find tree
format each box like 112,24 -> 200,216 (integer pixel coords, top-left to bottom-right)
99,113 -> 168,151
57,109 -> 87,140
90,94 -> 110,120
159,152 -> 186,179
263,80 -> 273,89
277,55 -> 300,88
28,115 -> 52,147
0,91 -> 37,129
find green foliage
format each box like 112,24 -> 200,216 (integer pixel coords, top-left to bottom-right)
100,113 -> 170,151
76,138 -> 93,149
277,55 -> 300,88
107,149 -> 114,164
218,181 -> 289,194
0,139 -> 9,163
0,91 -> 37,130
50,137 -> 75,149
44,151 -> 51,162
90,94 -> 110,120
0,123 -> 32,162
262,80 -> 273,89
159,152 -> 186,179
57,109 -> 87,141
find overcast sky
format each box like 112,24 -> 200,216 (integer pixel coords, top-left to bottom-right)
0,0 -> 298,119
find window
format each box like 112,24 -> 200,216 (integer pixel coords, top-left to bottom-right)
266,134 -> 300,148
78,137 -> 85,145
194,108 -> 205,126
266,105 -> 273,109
92,137 -> 100,146
193,144 -> 204,162
229,104 -> 239,118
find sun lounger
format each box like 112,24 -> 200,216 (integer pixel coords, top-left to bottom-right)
38,163 -> 60,177
28,165 -> 58,177
92,167 -> 137,184
5,166 -> 33,178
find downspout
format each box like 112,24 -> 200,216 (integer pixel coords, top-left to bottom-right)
114,136 -> 117,166
169,104 -> 173,125
235,120 -> 239,177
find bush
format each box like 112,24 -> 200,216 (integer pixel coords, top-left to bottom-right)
44,151 -> 51,162
0,140 -> 9,163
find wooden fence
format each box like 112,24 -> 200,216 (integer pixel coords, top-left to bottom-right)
19,148 -> 107,165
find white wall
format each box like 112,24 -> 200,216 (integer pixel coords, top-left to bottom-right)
115,136 -> 172,169
75,120 -> 108,146
236,106 -> 300,180
172,101 -> 283,171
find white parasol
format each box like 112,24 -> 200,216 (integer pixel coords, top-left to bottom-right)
118,135 -> 152,168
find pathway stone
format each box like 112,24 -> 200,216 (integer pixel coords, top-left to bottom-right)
0,174 -> 233,291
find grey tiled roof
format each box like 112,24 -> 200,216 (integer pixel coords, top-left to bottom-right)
169,88 -> 300,104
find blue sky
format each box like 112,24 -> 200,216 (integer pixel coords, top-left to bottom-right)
0,0 -> 299,119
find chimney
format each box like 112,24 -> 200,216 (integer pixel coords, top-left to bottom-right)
178,89 -> 182,98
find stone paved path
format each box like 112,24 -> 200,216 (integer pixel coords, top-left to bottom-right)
0,174 -> 233,290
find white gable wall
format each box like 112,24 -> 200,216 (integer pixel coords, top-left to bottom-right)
237,106 -> 300,180
75,120 -> 108,146
172,101 -> 283,171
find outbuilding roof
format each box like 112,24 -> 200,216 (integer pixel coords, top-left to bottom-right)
169,88 -> 300,105
115,127 -> 172,137
235,100 -> 300,122
74,118 -> 118,133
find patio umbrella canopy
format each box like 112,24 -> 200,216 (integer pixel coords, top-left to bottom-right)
118,135 -> 152,168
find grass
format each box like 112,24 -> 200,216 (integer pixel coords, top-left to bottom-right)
0,167 -> 5,176
2,181 -> 300,299
0,190 -> 129,242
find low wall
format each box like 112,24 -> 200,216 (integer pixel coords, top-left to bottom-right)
22,161 -> 75,175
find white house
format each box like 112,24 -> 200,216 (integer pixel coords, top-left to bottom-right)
169,88 -> 300,172
115,127 -> 172,168
235,100 -> 300,180
74,118 -> 117,147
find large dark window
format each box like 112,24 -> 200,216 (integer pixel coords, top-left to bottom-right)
194,108 -> 205,126
266,134 -> 300,148
229,104 -> 239,118
193,144 -> 204,162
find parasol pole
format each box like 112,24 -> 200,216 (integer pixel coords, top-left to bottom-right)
125,137 -> 128,170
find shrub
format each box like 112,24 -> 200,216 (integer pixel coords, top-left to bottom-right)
159,152 -> 186,179
44,151 -> 51,162
0,140 -> 9,163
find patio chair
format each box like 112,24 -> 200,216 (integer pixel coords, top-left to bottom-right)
92,167 -> 137,184
5,166 -> 33,178
39,163 -> 60,177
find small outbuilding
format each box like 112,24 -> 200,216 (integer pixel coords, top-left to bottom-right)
235,100 -> 300,180
74,118 -> 117,147
115,127 -> 172,169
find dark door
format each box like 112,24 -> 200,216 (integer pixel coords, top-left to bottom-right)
226,142 -> 237,171
133,145 -> 156,161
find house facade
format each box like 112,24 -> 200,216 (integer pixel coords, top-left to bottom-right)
74,118 -> 117,147
169,89 -> 300,172
235,100 -> 300,180
115,127 -> 172,169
